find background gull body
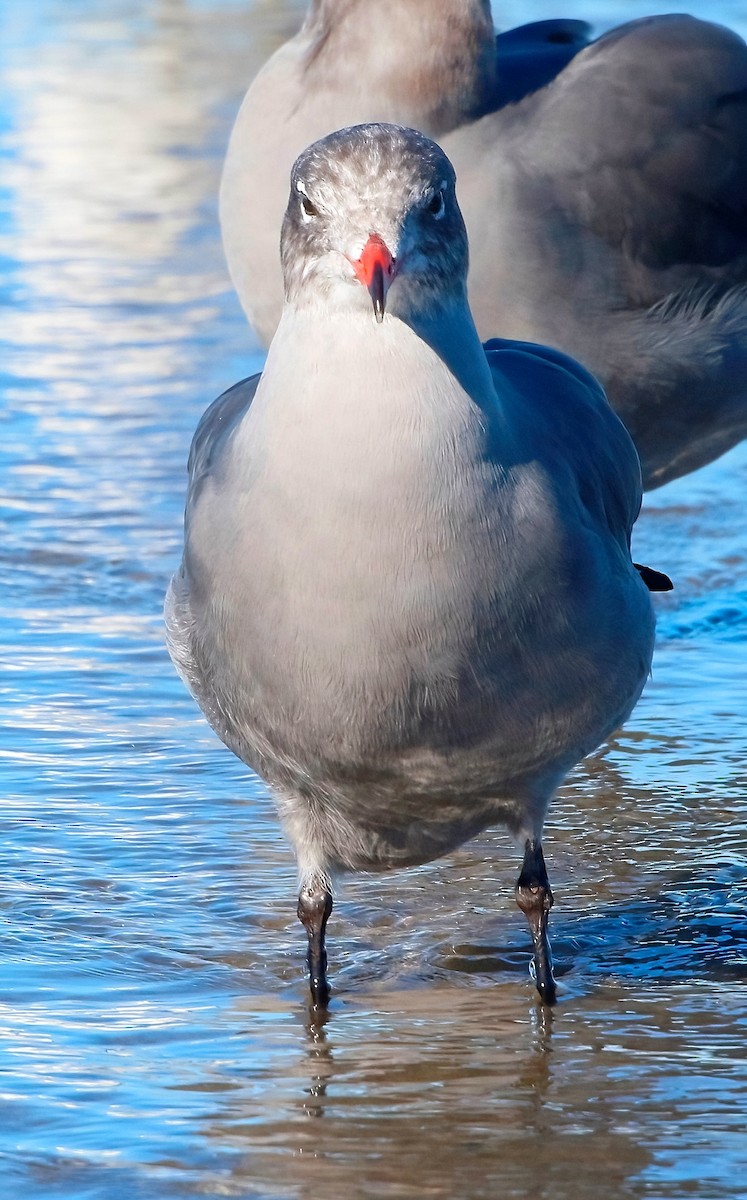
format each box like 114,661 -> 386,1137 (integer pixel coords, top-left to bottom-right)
221,1 -> 747,490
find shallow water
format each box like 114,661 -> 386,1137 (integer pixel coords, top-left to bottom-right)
1,1 -> 746,1197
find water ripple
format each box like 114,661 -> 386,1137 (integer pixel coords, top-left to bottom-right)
2,2 -> 746,1198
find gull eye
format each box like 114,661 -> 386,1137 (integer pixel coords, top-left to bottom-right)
295,180 -> 320,222
299,187 -> 321,223
426,188 -> 446,219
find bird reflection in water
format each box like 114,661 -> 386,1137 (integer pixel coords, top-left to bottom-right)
302,1004 -> 334,1120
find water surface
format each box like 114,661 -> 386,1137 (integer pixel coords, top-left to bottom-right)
1,2 -> 746,1197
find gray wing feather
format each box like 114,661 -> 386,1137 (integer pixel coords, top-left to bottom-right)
527,15 -> 747,277
493,19 -> 591,108
484,338 -> 642,545
165,372 -> 261,725
186,373 -> 261,507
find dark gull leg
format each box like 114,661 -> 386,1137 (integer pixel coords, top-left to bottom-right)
515,838 -> 557,1005
298,878 -> 333,1008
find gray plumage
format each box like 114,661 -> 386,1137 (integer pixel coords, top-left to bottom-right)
170,123 -> 656,1002
220,4 -> 747,489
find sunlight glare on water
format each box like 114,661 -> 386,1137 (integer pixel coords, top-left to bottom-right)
1,1 -> 746,1198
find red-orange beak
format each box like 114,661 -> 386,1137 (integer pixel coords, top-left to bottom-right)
351,234 -> 396,322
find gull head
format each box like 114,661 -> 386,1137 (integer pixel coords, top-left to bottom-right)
280,123 -> 469,322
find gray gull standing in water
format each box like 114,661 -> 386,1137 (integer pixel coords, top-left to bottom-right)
220,2 -> 747,490
168,123 -> 668,1007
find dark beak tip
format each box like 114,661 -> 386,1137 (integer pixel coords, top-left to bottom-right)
369,260 -> 387,323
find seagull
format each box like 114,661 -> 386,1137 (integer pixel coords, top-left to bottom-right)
220,3 -> 747,491
169,122 -> 665,1007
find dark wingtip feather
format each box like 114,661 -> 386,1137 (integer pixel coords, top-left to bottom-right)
634,563 -> 674,591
